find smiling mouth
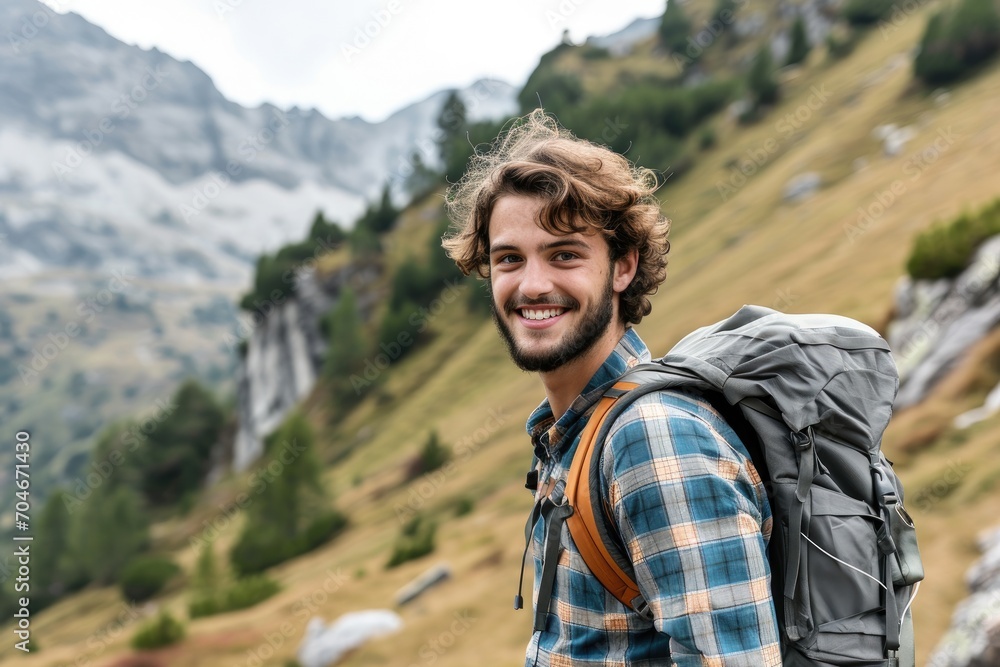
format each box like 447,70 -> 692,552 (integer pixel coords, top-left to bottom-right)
517,307 -> 568,321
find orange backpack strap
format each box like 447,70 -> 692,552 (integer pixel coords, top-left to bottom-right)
564,380 -> 650,617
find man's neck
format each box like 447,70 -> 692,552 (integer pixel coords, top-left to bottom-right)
540,324 -> 626,420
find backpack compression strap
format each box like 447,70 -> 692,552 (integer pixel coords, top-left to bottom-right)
563,380 -> 651,618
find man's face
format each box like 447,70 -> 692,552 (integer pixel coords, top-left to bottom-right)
487,195 -> 629,373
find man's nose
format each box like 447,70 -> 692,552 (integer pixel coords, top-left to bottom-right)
519,259 -> 554,299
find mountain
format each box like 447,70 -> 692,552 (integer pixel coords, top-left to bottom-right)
10,0 -> 1000,665
0,0 -> 517,286
0,0 -> 516,522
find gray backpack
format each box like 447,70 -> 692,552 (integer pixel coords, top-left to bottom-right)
530,305 -> 924,665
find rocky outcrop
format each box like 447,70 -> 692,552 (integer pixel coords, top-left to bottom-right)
887,235 -> 1000,410
231,260 -> 381,471
927,527 -> 1000,666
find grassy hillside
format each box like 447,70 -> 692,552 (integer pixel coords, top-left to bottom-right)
7,3 -> 1000,666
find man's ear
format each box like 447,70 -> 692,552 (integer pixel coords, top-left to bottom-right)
613,248 -> 639,294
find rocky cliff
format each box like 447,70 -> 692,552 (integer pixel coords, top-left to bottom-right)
887,235 -> 1000,414
230,259 -> 382,472
928,526 -> 1000,666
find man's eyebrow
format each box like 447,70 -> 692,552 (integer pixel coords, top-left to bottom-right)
489,239 -> 591,254
489,242 -> 519,254
540,239 -> 590,252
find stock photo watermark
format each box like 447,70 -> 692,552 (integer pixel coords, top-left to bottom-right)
716,84 -> 832,202
844,126 -> 959,244
51,68 -> 169,180
394,408 -> 508,523
7,0 -> 70,55
340,0 -> 404,63
407,611 -> 476,666
240,567 -> 350,667
349,278 -> 467,394
62,394 -> 178,514
179,108 -> 291,223
222,233 -> 343,352
670,0 -> 751,70
189,437 -> 309,549
17,269 -> 135,384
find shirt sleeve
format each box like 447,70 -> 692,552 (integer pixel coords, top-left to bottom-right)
601,393 -> 782,666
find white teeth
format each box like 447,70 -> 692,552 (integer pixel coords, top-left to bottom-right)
521,309 -> 564,320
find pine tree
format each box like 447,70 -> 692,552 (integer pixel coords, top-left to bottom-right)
258,411 -> 324,537
323,287 -> 367,403
74,485 -> 150,585
193,539 -> 219,598
34,490 -> 80,603
786,16 -> 811,66
437,91 -> 473,181
437,90 -> 467,163
950,0 -> 1000,67
748,45 -> 779,109
228,411 -> 328,575
140,379 -> 224,506
659,0 -> 693,55
914,11 -> 961,84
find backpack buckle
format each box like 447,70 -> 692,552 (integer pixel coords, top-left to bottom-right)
630,596 -> 653,622
790,430 -> 811,450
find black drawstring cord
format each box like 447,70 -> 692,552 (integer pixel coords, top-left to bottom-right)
515,536 -> 530,609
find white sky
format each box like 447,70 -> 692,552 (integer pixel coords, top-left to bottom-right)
40,0 -> 666,123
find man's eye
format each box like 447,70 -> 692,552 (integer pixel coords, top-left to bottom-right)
554,252 -> 578,261
497,255 -> 521,264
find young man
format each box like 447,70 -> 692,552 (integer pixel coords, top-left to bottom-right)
443,110 -> 781,666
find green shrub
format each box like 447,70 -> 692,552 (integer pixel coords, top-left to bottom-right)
748,45 -> 779,110
187,595 -> 220,619
240,212 -> 345,311
842,0 -> 894,25
786,16 -> 811,66
387,515 -> 437,568
660,0 -> 693,54
518,70 -> 583,115
130,611 -> 185,650
581,46 -> 611,60
230,524 -> 296,577
297,510 -> 349,553
222,575 -> 281,612
906,199 -> 1000,280
698,126 -> 717,151
188,576 -> 281,618
688,80 -> 739,121
119,556 -> 181,603
914,0 -> 1000,85
406,431 -> 451,480
453,496 -> 475,517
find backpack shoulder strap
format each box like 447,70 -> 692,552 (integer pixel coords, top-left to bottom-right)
563,366 -> 739,620
563,380 -> 647,616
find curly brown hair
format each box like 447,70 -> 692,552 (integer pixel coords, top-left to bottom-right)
441,109 -> 670,325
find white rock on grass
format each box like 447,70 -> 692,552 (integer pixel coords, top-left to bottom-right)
782,172 -> 820,202
297,611 -> 403,667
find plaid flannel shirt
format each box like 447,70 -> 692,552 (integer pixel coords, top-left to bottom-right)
525,328 -> 781,666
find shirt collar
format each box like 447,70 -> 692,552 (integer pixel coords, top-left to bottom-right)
525,327 -> 651,460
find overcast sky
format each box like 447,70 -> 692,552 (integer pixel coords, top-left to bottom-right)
41,0 -> 666,122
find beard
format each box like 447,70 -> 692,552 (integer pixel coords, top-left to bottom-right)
490,270 -> 615,373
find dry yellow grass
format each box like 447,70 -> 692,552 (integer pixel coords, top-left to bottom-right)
7,5 -> 1000,667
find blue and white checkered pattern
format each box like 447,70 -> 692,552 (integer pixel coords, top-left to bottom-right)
525,328 -> 781,666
